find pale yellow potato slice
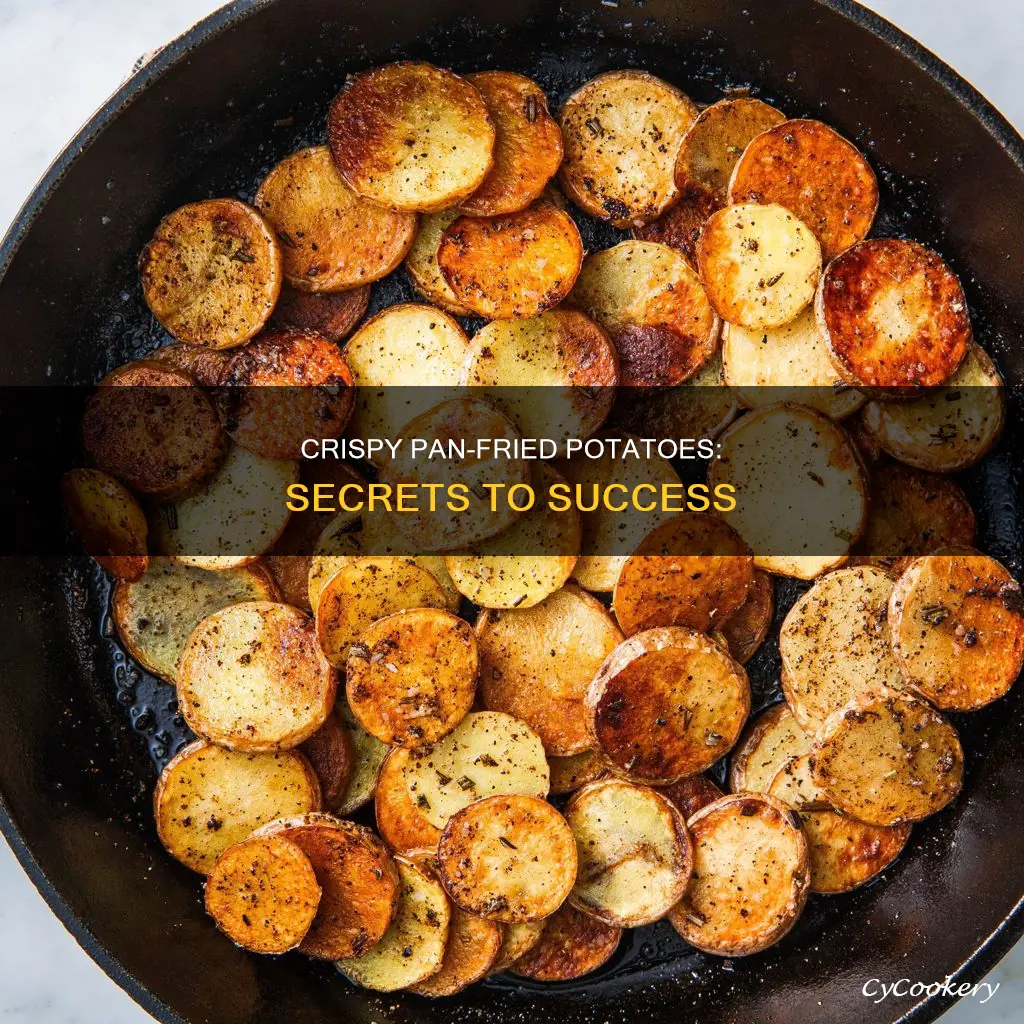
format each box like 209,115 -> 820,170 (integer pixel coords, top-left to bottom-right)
334,696 -> 389,816
727,703 -> 809,794
404,210 -> 475,315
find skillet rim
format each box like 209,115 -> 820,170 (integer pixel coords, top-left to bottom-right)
0,2 -> 1022,1023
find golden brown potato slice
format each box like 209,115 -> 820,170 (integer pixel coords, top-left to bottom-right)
269,283 -> 370,342
510,902 -> 621,981
675,97 -> 786,199
727,703 -> 809,794
611,512 -> 753,636
888,553 -> 1024,711
328,61 -> 495,213
817,238 -> 971,389
719,569 -> 774,664
697,203 -> 821,330
490,921 -> 548,974
570,240 -> 719,387
375,747 -> 442,853
178,601 -> 336,751
728,119 -> 878,262
668,793 -> 810,956
437,794 -> 577,922
139,197 -> 282,349
154,739 -> 321,875
558,71 -> 698,228
112,557 -> 278,683
205,834 -> 321,953
254,146 -> 416,292
334,697 -> 389,815
661,774 -> 724,820
586,626 -> 750,783
404,210 -> 475,315
565,778 -> 692,927
300,711 -> 354,810
83,362 -> 227,502
147,343 -> 233,387
476,583 -> 623,756
61,469 -> 148,581
461,71 -> 564,217
632,182 -> 723,268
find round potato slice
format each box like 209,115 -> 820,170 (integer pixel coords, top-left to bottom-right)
586,626 -> 750,783
490,921 -> 548,974
565,778 -> 692,927
719,569 -> 774,665
697,203 -> 821,330
569,240 -> 719,388
727,702 -> 810,794
401,710 -> 550,830
811,689 -> 964,826
780,566 -> 905,732
154,739 -> 321,875
147,342 -> 233,387
300,711 -> 354,810
112,557 -> 278,683
83,362 -> 227,502
817,238 -> 971,389
611,512 -> 754,637
404,210 -> 475,315
633,181 -> 723,268
178,601 -> 337,751
888,553 -> 1024,711
269,283 -> 370,342
61,468 -> 148,581
328,61 -> 495,213
437,795 -> 577,922
375,747 -> 442,853
477,583 -> 624,756
728,119 -> 878,262
510,902 -> 620,981
334,696 -> 389,815
139,197 -> 282,349
548,749 -> 608,796
661,773 -> 724,820
254,145 -> 417,292
461,71 -> 564,217
668,793 -> 810,956
558,71 -> 698,228
205,834 -> 321,953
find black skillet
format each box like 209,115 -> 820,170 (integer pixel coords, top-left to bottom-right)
1,1 -> 1023,1022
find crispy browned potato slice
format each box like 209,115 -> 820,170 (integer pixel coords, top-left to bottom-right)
728,119 -> 878,262
727,703 -> 809,794
548,749 -> 608,796
375,748 -> 442,853
139,198 -> 282,348
632,182 -> 723,268
817,239 -> 971,389
675,97 -> 786,199
255,812 -> 399,959
477,583 -> 623,756
697,203 -> 821,330
811,689 -> 964,826
205,834 -> 321,953
437,204 -> 582,320
719,569 -> 774,664
889,553 -> 1024,711
62,469 -> 148,580
461,71 -> 564,217
490,921 -> 548,974
328,61 -> 495,213
437,794 -> 577,922
612,512 -> 753,636
300,711 -> 354,810
255,146 -> 417,292
334,697 -> 389,815
669,793 -> 810,956
147,343 -> 233,387
154,739 -> 321,874
661,774 -> 724,820
558,71 -> 698,228
565,778 -> 692,927
570,240 -> 719,387
510,902 -> 621,981
586,626 -> 750,783
404,210 -> 475,315
83,361 -> 227,502
270,283 -> 370,342
179,601 -> 337,750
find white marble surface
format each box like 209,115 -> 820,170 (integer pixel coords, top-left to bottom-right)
0,1 -> 1022,1022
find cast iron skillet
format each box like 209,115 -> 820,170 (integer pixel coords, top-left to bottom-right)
1,1 -> 1023,1022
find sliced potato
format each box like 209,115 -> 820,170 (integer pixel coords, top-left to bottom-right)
661,774 -> 724,820
204,833 -> 321,953
83,361 -> 227,502
668,793 -> 810,957
300,711 -> 354,810
510,902 -> 621,980
709,402 -> 869,579
727,703 -> 809,794
477,583 -> 623,756
633,181 -> 723,268
61,468 -> 148,581
558,71 -> 698,228
147,343 -> 233,387
565,778 -> 692,927
178,601 -> 336,751
569,240 -> 719,388
728,119 -> 878,262
404,210 -> 475,315
139,198 -> 282,349
719,569 -> 774,664
888,553 -> 1024,711
490,921 -> 547,974
154,739 -> 321,875
586,626 -> 750,783
375,747 -> 442,853
548,749 -> 608,796
817,238 -> 971,389
401,710 -> 550,830
328,61 -> 495,213
611,512 -> 753,636
254,145 -> 416,292
269,282 -> 370,342
335,696 -> 389,815
437,794 -> 577,922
